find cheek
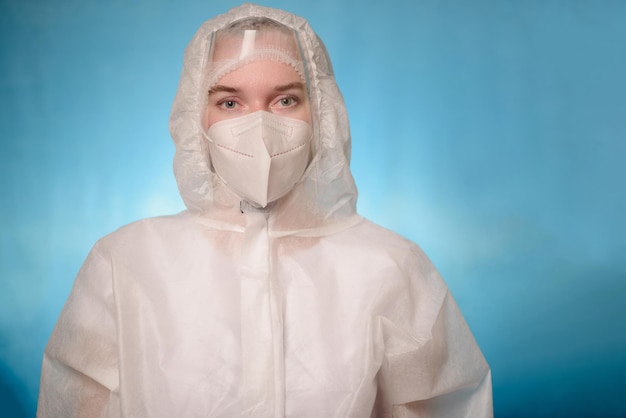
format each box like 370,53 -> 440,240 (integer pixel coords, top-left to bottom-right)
299,102 -> 312,125
203,108 -> 223,131
286,100 -> 311,125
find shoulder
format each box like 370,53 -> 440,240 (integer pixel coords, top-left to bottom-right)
315,217 -> 440,290
94,212 -> 198,253
334,217 -> 429,261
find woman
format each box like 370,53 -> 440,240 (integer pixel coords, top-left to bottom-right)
37,4 -> 492,417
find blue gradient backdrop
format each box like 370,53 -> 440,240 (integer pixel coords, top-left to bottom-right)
1,1 -> 625,416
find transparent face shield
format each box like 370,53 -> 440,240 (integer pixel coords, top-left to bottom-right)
204,17 -> 310,103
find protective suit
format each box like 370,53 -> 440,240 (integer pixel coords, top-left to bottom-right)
37,4 -> 492,418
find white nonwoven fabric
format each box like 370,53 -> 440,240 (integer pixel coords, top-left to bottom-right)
37,4 -> 493,417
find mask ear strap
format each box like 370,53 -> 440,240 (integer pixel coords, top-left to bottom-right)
199,120 -> 212,142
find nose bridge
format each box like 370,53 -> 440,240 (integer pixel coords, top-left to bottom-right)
249,98 -> 269,113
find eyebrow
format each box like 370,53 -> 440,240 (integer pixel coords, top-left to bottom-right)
208,85 -> 238,95
274,82 -> 306,92
208,81 -> 306,95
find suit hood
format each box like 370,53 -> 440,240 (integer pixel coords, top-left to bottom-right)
169,4 -> 358,234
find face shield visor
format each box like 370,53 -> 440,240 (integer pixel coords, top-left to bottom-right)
205,18 -> 309,94
201,18 -> 314,208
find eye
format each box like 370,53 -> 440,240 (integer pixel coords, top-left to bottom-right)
220,100 -> 238,110
280,97 -> 294,106
274,95 -> 299,108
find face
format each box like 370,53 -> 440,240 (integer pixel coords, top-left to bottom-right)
202,60 -> 311,130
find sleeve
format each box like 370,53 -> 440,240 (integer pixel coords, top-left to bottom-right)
37,243 -> 120,418
376,246 -> 493,418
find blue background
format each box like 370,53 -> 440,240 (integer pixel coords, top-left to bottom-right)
1,0 -> 625,416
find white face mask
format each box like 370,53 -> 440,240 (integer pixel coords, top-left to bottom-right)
206,111 -> 313,208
